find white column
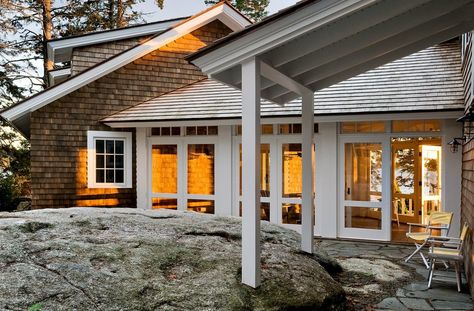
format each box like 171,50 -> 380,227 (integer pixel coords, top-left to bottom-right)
442,119 -> 463,236
241,57 -> 261,288
136,128 -> 148,209
316,122 -> 338,238
301,93 -> 315,253
215,125 -> 233,216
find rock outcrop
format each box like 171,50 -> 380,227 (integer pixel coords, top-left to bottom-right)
0,208 -> 345,310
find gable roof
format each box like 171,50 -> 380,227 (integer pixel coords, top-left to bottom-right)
188,0 -> 474,105
103,42 -> 464,126
0,1 -> 251,137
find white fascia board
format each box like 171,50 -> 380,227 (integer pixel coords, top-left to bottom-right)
104,110 -> 463,128
48,67 -> 71,86
47,19 -> 183,63
1,3 -> 250,123
192,0 -> 378,75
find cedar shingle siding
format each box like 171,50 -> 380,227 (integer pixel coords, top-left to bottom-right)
30,20 -> 231,209
461,139 -> 474,295
71,36 -> 151,75
461,33 -> 474,296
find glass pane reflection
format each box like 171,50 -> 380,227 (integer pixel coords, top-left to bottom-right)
344,143 -> 382,202
282,144 -> 302,198
152,145 -> 178,194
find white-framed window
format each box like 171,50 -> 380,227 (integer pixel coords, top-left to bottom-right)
87,130 -> 132,188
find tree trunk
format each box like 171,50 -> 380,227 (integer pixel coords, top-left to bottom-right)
41,0 -> 53,87
117,0 -> 125,28
108,0 -> 115,29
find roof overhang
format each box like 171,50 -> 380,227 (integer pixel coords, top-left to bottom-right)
47,17 -> 186,63
189,0 -> 474,105
104,109 -> 464,128
48,67 -> 71,86
1,1 -> 251,138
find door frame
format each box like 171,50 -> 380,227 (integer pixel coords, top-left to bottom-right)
338,135 -> 391,241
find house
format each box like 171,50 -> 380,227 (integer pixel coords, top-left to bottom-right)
1,0 -> 473,292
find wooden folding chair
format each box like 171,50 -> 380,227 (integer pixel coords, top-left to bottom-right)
405,211 -> 453,268
427,223 -> 470,292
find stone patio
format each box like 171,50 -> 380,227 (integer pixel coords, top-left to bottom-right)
316,239 -> 473,310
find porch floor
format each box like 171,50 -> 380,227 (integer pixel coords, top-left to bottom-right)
316,239 -> 473,310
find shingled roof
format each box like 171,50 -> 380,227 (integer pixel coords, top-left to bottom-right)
103,41 -> 464,124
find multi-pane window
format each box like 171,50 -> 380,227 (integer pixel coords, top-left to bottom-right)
151,127 -> 181,136
185,126 -> 218,136
87,131 -> 132,188
95,139 -> 125,184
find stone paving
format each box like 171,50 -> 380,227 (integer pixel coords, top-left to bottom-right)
316,239 -> 474,310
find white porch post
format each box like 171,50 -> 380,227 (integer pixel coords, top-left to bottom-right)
136,127 -> 148,209
301,92 -> 315,253
241,57 -> 261,288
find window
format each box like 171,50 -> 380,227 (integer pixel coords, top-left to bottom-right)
341,121 -> 385,133
279,123 -> 318,134
392,120 -> 441,132
151,127 -> 181,136
87,131 -> 132,188
185,126 -> 218,136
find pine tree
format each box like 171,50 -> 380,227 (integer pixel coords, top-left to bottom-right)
0,0 -> 163,210
205,0 -> 269,21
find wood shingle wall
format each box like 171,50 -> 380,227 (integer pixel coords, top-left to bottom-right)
461,32 -> 474,295
461,139 -> 474,295
30,20 -> 231,209
71,36 -> 151,75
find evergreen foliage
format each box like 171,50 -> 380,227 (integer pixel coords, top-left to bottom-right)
205,0 -> 269,21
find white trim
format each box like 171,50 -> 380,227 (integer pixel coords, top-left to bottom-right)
87,130 -> 133,189
48,18 -> 184,63
1,3 -> 250,123
48,68 -> 71,86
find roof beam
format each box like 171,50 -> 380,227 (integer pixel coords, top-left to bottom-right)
266,0 -> 471,84
264,0 -> 433,67
273,22 -> 474,104
260,60 -> 312,99
264,7 -> 474,101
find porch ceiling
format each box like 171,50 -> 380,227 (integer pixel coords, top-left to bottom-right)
189,0 -> 474,105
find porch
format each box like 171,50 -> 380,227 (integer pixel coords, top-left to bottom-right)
317,239 -> 473,310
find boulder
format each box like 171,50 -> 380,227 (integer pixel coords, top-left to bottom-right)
0,208 -> 345,311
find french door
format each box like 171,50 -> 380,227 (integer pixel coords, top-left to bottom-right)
149,137 -> 216,212
392,139 -> 442,225
339,136 -> 390,241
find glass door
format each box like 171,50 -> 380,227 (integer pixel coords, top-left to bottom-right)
339,137 -> 390,240
392,141 -> 420,224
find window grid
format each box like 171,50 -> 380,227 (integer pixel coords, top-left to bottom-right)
95,138 -> 125,184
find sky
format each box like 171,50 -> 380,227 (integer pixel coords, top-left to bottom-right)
135,0 -> 299,22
